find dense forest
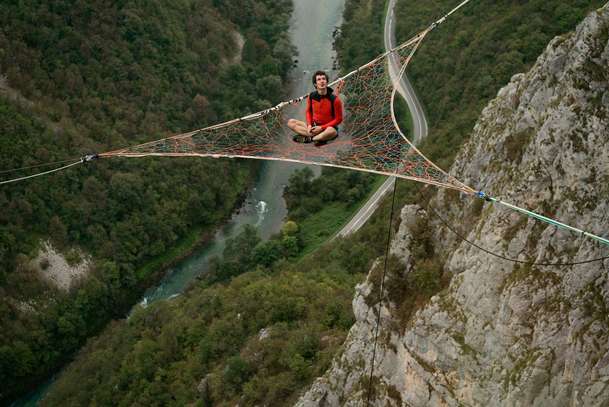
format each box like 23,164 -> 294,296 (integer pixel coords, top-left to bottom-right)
334,0 -> 385,69
0,0 -> 294,403
395,0 -> 607,168
42,166 -> 382,406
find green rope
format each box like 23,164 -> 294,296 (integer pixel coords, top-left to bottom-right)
479,194 -> 609,247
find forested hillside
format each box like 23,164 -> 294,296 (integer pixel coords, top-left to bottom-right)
334,0 -> 385,69
38,160 -> 386,405
37,0 -> 393,401
396,0 -> 606,168
0,0 -> 294,403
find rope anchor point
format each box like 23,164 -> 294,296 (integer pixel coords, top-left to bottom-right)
81,153 -> 99,164
476,190 -> 492,202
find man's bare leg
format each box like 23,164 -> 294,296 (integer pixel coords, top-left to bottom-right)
287,119 -> 310,136
312,126 -> 337,142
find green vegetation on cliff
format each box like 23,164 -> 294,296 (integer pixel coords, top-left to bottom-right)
396,0 -> 606,168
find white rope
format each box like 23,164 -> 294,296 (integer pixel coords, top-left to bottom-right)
388,31 -> 476,195
0,158 -> 81,175
0,160 -> 83,185
104,151 -> 475,194
431,0 -> 474,29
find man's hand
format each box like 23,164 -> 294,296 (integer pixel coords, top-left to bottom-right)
310,126 -> 323,135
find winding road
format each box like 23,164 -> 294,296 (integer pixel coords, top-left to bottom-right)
336,0 -> 428,237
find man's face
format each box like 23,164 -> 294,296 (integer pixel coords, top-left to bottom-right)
315,74 -> 327,89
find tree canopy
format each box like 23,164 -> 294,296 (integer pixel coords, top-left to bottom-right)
0,0 -> 294,403
395,0 -> 606,168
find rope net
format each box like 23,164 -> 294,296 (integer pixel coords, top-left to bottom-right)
101,31 -> 474,195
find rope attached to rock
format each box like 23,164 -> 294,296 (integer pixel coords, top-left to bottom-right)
428,202 -> 609,266
475,191 -> 609,248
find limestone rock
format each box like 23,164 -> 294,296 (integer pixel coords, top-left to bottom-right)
31,241 -> 90,291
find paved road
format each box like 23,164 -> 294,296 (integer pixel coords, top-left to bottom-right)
336,0 -> 428,238
385,0 -> 428,145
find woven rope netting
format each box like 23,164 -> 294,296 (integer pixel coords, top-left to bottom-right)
5,0 -> 608,247
101,30 -> 474,194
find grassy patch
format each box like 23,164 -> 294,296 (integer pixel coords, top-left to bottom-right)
295,174 -> 386,257
500,263 -> 561,294
508,349 -> 542,387
298,203 -> 353,255
504,128 -> 536,164
452,332 -> 477,357
503,216 -> 527,243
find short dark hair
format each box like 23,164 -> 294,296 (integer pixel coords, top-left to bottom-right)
312,70 -> 329,86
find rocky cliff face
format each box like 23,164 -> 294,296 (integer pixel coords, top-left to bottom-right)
297,4 -> 609,406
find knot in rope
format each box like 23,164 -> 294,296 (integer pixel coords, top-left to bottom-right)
81,153 -> 99,164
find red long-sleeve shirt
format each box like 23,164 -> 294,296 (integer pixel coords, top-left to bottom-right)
306,88 -> 343,130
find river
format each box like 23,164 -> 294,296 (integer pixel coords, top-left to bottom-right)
139,0 -> 346,305
14,0 -> 346,405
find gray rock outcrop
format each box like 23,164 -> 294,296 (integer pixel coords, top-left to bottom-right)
297,4 -> 609,406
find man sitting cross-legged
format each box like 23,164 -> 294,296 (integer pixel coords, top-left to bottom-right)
287,70 -> 343,146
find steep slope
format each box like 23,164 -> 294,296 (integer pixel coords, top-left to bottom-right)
297,4 -> 609,406
0,0 -> 294,403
